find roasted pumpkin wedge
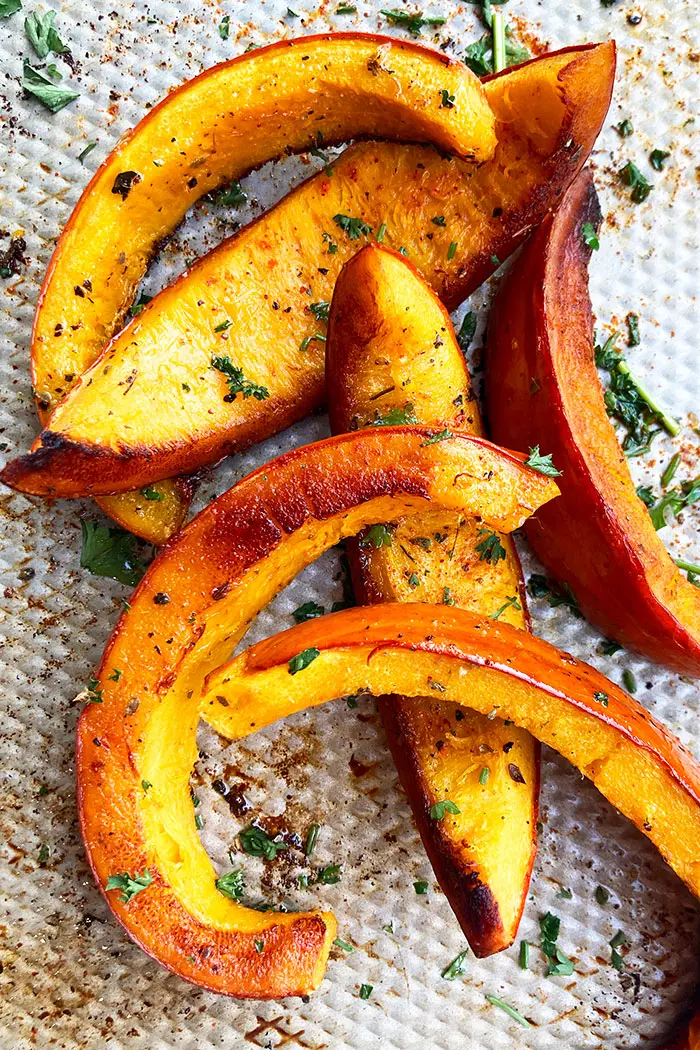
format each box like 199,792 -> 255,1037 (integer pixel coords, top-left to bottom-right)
3,43 -> 616,504
203,603 -> 700,904
326,243 -> 536,956
32,32 -> 495,419
77,427 -> 557,996
486,169 -> 700,675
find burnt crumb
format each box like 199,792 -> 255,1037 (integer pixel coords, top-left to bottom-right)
112,170 -> 142,200
0,235 -> 28,278
18,566 -> 35,582
503,741 -> 514,753
187,177 -> 198,189
211,581 -> 230,601
508,763 -> 526,784
153,592 -> 170,605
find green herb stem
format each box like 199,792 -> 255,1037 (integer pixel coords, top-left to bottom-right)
615,361 -> 679,437
491,9 -> 506,73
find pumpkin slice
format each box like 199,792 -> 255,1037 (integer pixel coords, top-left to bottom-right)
77,427 -> 557,997
486,168 -> 700,675
325,242 -> 536,956
3,43 -> 616,505
203,603 -> 700,903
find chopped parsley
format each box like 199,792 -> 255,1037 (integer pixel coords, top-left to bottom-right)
293,601 -> 325,623
336,4 -> 357,11
80,520 -> 147,587
441,949 -> 469,980
676,559 -> 700,587
333,214 -> 372,240
519,940 -> 530,969
25,9 -> 68,59
595,885 -> 610,905
371,403 -> 417,426
556,887 -> 573,900
211,355 -> 269,401
442,585 -> 455,606
432,215 -> 446,226
489,595 -> 521,620
420,428 -> 453,446
86,675 -> 103,704
479,767 -> 490,786
593,691 -> 609,707
239,825 -> 288,860
0,0 -> 22,16
130,292 -> 152,317
661,453 -> 681,488
615,118 -> 634,137
408,573 -> 420,589
380,8 -> 445,36
215,181 -> 247,207
527,574 -> 580,616
650,149 -> 670,171
309,301 -> 330,321
626,312 -> 640,347
540,911 -> 574,977
429,799 -> 461,820
447,240 -> 457,260
622,669 -> 637,694
254,939 -> 265,953
107,668 -> 122,682
525,445 -> 562,477
457,311 -> 477,354
646,477 -> 700,530
476,528 -> 506,565
619,161 -> 652,203
322,231 -> 338,254
485,995 -> 531,1028
413,880 -> 429,894
22,60 -> 78,112
214,318 -> 232,333
360,523 -> 394,549
105,869 -> 153,903
610,929 -> 627,970
376,222 -> 387,242
314,864 -> 342,884
219,13 -> 230,38
78,141 -> 97,163
304,822 -> 320,856
140,485 -> 164,501
215,869 -> 245,900
359,983 -> 373,999
595,332 -> 679,454
288,647 -> 321,675
141,780 -> 152,792
581,221 -> 600,250
440,90 -> 455,109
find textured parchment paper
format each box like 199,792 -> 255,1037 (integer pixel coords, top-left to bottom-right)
1,0 -> 699,1047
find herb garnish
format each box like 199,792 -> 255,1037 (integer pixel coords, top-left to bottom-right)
211,356 -> 269,401
359,983 -> 373,999
527,574 -> 580,615
293,601 -> 324,623
595,885 -> 610,905
215,181 -> 247,207
650,149 -> 670,171
334,937 -> 355,952
626,312 -> 640,347
380,8 -> 445,36
615,118 -> 633,137
336,4 -> 357,11
646,477 -> 700,530
216,869 -> 245,900
106,869 -> 153,903
440,90 -> 455,109
457,311 -> 477,354
239,825 -> 288,860
25,9 -> 68,59
333,214 -> 372,240
489,595 -> 521,620
77,141 -> 97,163
610,929 -> 627,970
519,940 -> 530,969
304,822 -> 320,856
432,215 -> 446,226
595,332 -> 679,454
86,675 -> 103,704
622,669 -> 637,694
140,485 -> 164,501
593,691 -> 609,707
219,14 -> 230,38
0,0 -> 21,17
540,912 -> 575,976
619,161 -> 652,203
479,767 -> 490,785
447,240 -> 457,260
360,523 -> 394,549
288,648 -> 321,675
414,880 -> 429,894
485,995 -> 531,1028
429,799 -> 460,820
581,221 -> 600,250
322,231 -> 338,254
420,428 -> 453,445
22,60 -> 78,111
441,949 -> 469,980
676,559 -> 700,587
371,404 -> 418,426
314,864 -> 342,884
80,520 -> 147,587
661,453 -> 681,488
525,445 -> 562,477
309,300 -> 330,321
476,528 -> 506,564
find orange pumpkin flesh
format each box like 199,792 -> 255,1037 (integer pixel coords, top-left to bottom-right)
3,43 -> 616,506
203,603 -> 700,903
77,427 -> 557,996
326,243 -> 537,956
486,169 -> 700,675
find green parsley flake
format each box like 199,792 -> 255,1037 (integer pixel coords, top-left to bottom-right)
293,601 -> 325,623
441,949 -> 469,980
581,221 -> 600,250
476,528 -> 506,564
420,428 -> 453,446
360,523 -> 394,549
215,869 -> 245,900
333,214 -> 372,240
485,995 -> 531,1028
359,983 -> 373,999
288,647 -> 321,675
380,8 -> 445,36
211,355 -> 269,401
106,869 -> 153,903
430,799 -> 461,820
239,825 -> 288,859
525,445 -> 562,477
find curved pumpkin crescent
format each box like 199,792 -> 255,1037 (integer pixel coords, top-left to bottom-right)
77,426 -> 558,997
31,32 -> 495,419
203,603 -> 700,903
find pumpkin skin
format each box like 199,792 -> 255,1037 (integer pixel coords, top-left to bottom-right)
486,168 -> 700,675
77,426 -> 558,997
325,242 -> 537,957
3,43 -> 616,512
204,602 -> 700,904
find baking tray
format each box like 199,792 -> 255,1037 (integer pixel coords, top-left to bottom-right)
0,0 -> 698,1046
